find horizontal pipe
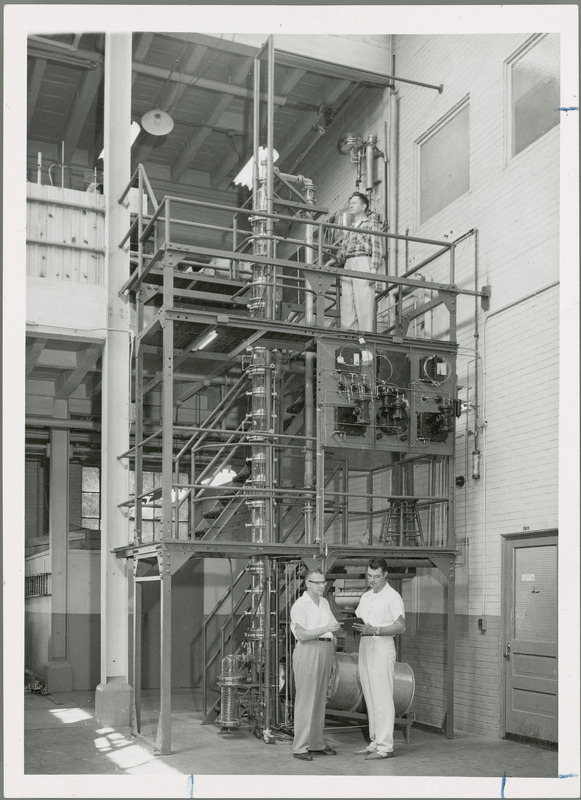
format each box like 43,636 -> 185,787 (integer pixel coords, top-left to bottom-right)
132,61 -> 287,106
27,195 -> 105,215
274,48 -> 443,92
26,416 -> 100,430
27,238 -> 106,255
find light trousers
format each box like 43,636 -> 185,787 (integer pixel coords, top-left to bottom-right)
340,255 -> 376,332
292,640 -> 333,753
358,636 -> 396,754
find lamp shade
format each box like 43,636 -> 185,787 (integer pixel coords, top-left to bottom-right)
141,109 -> 175,136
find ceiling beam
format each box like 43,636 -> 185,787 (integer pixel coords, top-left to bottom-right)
131,61 -> 287,106
211,71 -> 343,190
171,57 -> 253,182
133,32 -> 155,63
277,78 -> 352,167
163,33 -> 393,86
26,337 -> 48,378
132,44 -> 209,167
54,344 -> 101,400
27,57 -> 47,136
64,63 -> 104,159
211,104 -> 269,190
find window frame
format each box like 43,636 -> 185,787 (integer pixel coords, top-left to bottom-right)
504,33 -> 560,165
415,95 -> 471,228
81,464 -> 101,530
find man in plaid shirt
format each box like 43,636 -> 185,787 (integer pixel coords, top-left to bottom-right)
326,192 -> 384,331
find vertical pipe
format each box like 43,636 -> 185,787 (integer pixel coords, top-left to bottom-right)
37,151 -> 42,184
341,460 -> 349,544
367,471 -> 374,544
388,83 -> 399,275
202,623 -> 207,718
253,56 -> 260,209
450,243 -> 456,285
137,167 -> 144,275
315,407 -> 325,546
273,561 -> 280,725
265,36 -> 275,314
365,134 -> 376,193
383,122 -> 389,233
157,565 -> 172,754
161,248 -> 174,540
445,560 -> 456,738
263,556 -> 271,734
132,562 -> 142,732
303,181 -> 316,541
135,324 -> 144,545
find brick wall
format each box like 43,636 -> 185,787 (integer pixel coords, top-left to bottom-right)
294,33 -> 560,737
401,614 -> 502,737
391,33 -> 559,736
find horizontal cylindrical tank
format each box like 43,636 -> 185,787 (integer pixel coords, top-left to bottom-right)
327,651 -> 415,717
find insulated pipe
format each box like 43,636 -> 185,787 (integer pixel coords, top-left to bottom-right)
26,416 -> 100,431
365,134 -> 377,194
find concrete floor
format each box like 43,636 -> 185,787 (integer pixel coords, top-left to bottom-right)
23,688 -> 558,785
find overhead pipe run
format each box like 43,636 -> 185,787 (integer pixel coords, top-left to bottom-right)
132,61 -> 288,107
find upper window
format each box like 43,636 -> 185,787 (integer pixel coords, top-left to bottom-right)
81,466 -> 101,529
418,99 -> 470,225
508,33 -> 560,158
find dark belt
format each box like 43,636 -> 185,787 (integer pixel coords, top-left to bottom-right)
345,252 -> 371,259
316,637 -> 333,642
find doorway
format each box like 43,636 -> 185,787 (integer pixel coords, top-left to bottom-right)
501,531 -> 557,743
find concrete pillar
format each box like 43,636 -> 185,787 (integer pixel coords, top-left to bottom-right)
44,399 -> 73,691
94,32 -> 132,727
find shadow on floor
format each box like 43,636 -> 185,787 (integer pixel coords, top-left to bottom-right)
24,689 -> 558,780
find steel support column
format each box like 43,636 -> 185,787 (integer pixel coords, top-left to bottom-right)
44,399 -> 72,691
157,552 -> 172,754
95,31 -> 132,727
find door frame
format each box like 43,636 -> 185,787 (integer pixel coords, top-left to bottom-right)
500,528 -> 558,739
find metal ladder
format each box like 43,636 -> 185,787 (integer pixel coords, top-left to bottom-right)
380,500 -> 425,546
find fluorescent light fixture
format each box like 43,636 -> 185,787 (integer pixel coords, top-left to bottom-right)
98,121 -> 141,160
196,329 -> 218,351
233,146 -> 279,189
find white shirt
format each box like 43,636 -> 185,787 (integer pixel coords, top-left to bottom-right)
290,592 -> 337,640
355,583 -> 405,630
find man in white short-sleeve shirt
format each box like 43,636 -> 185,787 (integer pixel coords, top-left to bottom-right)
290,567 -> 341,761
353,557 -> 406,759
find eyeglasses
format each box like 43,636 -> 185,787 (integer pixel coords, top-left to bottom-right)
307,580 -> 326,585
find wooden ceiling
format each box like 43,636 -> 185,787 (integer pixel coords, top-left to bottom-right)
25,32 -> 386,431
27,31 -> 378,196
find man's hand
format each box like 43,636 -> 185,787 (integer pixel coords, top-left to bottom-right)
326,257 -> 337,268
329,620 -> 342,633
352,622 -> 377,636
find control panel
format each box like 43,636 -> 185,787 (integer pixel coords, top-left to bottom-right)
317,337 -> 459,454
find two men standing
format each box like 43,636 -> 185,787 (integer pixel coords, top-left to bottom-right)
290,558 -> 405,762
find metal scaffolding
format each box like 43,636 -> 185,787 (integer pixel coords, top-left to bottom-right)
115,37 -> 490,755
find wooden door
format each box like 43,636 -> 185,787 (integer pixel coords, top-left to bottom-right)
502,532 -> 558,742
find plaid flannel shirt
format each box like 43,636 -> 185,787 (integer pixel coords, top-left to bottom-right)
334,216 -> 384,274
